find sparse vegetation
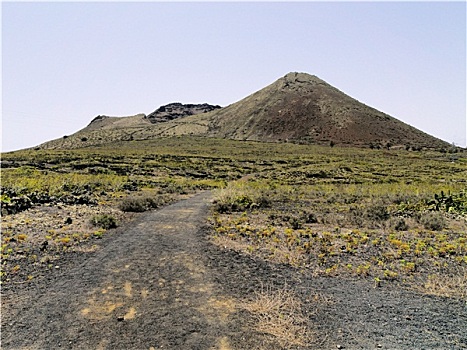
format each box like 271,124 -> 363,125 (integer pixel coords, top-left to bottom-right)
202,139 -> 467,299
211,177 -> 466,298
2,136 -> 466,300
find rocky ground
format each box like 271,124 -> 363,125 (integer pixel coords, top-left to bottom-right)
2,192 -> 466,349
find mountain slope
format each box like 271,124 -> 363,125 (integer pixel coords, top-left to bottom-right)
166,72 -> 448,148
84,114 -> 149,131
39,72 -> 449,150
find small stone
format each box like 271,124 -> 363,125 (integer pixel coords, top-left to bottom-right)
40,241 -> 49,251
377,344 -> 383,348
55,266 -> 60,269
337,345 -> 345,349
117,316 -> 125,322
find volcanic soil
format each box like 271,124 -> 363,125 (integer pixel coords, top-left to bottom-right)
1,192 -> 466,349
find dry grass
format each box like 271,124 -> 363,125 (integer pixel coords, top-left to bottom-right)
211,235 -> 254,253
416,267 -> 467,299
240,285 -> 312,349
212,234 -> 307,268
265,245 -> 308,268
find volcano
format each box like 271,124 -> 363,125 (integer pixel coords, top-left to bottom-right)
39,72 -> 449,150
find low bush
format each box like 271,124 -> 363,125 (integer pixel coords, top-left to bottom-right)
390,217 -> 409,231
213,182 -> 271,214
119,195 -> 166,212
420,211 -> 446,231
214,189 -> 271,214
365,204 -> 390,222
90,214 -> 117,229
302,211 -> 318,224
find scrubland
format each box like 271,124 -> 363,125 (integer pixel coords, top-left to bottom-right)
1,137 -> 466,300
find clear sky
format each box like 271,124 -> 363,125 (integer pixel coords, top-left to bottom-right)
2,1 -> 466,152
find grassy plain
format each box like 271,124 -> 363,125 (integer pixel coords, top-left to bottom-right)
1,136 -> 466,299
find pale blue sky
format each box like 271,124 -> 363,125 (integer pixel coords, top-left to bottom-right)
2,1 -> 466,151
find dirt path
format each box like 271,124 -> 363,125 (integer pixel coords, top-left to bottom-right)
2,192 -> 242,349
2,191 -> 466,349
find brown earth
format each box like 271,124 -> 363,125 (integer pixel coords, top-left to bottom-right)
38,72 -> 451,151
2,192 -> 466,349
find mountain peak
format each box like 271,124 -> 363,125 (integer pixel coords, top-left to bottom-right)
282,72 -> 325,85
39,72 -> 450,150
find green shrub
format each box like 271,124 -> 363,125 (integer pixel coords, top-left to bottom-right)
213,182 -> 272,214
427,190 -> 467,214
214,194 -> 251,213
390,217 -> 409,231
90,214 -> 117,229
365,204 -> 390,222
302,211 -> 318,224
289,216 -> 303,230
349,206 -> 365,227
119,197 -> 146,212
119,195 -> 165,212
420,212 -> 446,231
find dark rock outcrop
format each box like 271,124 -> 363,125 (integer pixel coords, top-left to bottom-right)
145,103 -> 221,123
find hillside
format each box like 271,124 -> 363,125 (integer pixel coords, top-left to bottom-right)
84,113 -> 150,131
168,72 -> 449,148
39,72 -> 450,150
